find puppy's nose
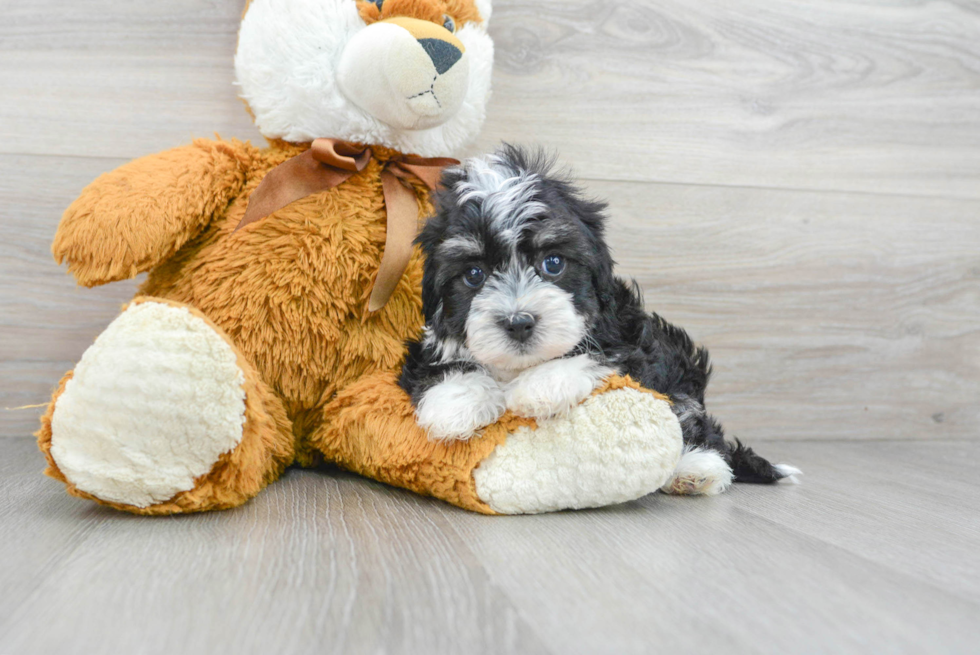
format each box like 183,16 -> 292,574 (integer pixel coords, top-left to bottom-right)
501,313 -> 536,343
417,38 -> 462,74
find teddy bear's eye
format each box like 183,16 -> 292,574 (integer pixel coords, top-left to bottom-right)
373,0 -> 384,10
442,14 -> 456,33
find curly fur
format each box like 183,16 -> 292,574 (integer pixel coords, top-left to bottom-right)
401,145 -> 798,486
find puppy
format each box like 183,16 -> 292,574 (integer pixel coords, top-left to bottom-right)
399,145 -> 800,495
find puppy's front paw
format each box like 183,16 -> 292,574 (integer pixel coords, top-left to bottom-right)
415,371 -> 505,441
504,355 -> 613,419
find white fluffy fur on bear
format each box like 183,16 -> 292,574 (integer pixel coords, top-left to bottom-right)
235,0 -> 494,156
473,387 -> 683,514
50,302 -> 247,508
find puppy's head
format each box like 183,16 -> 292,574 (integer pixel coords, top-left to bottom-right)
418,145 -> 616,374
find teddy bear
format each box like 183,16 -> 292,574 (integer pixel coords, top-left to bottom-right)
35,0 -> 683,515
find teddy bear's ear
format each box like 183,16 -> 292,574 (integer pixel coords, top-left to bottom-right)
474,0 -> 492,23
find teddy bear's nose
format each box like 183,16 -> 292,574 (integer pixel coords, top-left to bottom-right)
377,16 -> 467,60
417,38 -> 463,75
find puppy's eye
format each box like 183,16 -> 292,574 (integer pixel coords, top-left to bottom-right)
442,14 -> 456,32
373,0 -> 384,10
541,254 -> 565,277
463,266 -> 485,288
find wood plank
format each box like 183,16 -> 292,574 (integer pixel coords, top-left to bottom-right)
0,439 -> 117,623
3,153 -> 979,440
0,0 -> 262,159
1,1 -> 978,197
476,0 -> 980,197
443,493 -> 980,654
1,439 -> 978,654
590,178 -> 980,441
0,440 -> 551,655
439,440 -> 980,652
731,440 -> 980,602
0,154 -> 140,438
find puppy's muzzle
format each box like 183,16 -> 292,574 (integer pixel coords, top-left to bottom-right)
500,313 -> 536,344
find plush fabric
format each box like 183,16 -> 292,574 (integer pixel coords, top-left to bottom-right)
39,298 -> 295,515
236,0 -> 494,156
52,140 -> 252,287
314,374 -> 677,514
49,301 -> 249,507
474,385 -> 683,514
37,0 -> 684,516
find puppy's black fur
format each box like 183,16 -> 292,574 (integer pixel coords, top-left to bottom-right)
400,145 -> 786,484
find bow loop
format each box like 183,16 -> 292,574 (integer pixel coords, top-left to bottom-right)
234,138 -> 459,312
309,139 -> 372,172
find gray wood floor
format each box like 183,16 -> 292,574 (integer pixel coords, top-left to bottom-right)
1,438 -> 978,654
2,0 -> 979,653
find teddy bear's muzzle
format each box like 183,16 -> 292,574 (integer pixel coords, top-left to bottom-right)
338,17 -> 470,131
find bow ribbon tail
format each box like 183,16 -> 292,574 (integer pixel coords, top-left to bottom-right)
369,171 -> 425,312
367,157 -> 459,312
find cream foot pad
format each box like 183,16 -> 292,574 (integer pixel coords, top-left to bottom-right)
50,302 -> 247,508
473,386 -> 683,514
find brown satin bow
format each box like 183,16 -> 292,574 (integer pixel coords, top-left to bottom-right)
234,138 -> 459,312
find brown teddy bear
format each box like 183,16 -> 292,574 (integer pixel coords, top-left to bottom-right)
36,0 -> 683,515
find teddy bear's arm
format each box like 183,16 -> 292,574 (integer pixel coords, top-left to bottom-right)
52,139 -> 254,287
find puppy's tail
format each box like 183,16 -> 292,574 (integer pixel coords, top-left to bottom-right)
728,439 -> 802,484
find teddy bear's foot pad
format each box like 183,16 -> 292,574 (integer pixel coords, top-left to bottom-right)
473,386 -> 683,514
49,301 -> 247,508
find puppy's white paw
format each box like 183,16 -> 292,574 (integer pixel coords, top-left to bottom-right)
504,354 -> 613,419
415,370 -> 505,441
661,447 -> 734,496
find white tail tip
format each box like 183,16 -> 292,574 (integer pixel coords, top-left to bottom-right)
774,463 -> 803,484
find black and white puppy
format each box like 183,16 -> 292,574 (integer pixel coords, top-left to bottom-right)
399,145 -> 799,495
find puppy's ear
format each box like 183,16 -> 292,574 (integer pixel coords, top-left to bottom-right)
577,199 -> 620,312
437,164 -> 469,192
570,194 -> 610,244
548,180 -> 620,313
418,190 -> 454,321
420,259 -> 442,321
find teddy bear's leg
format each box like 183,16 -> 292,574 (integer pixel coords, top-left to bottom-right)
36,297 -> 294,515
311,372 -> 683,515
471,382 -> 685,514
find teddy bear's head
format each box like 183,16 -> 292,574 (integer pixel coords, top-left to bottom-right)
235,0 -> 494,156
